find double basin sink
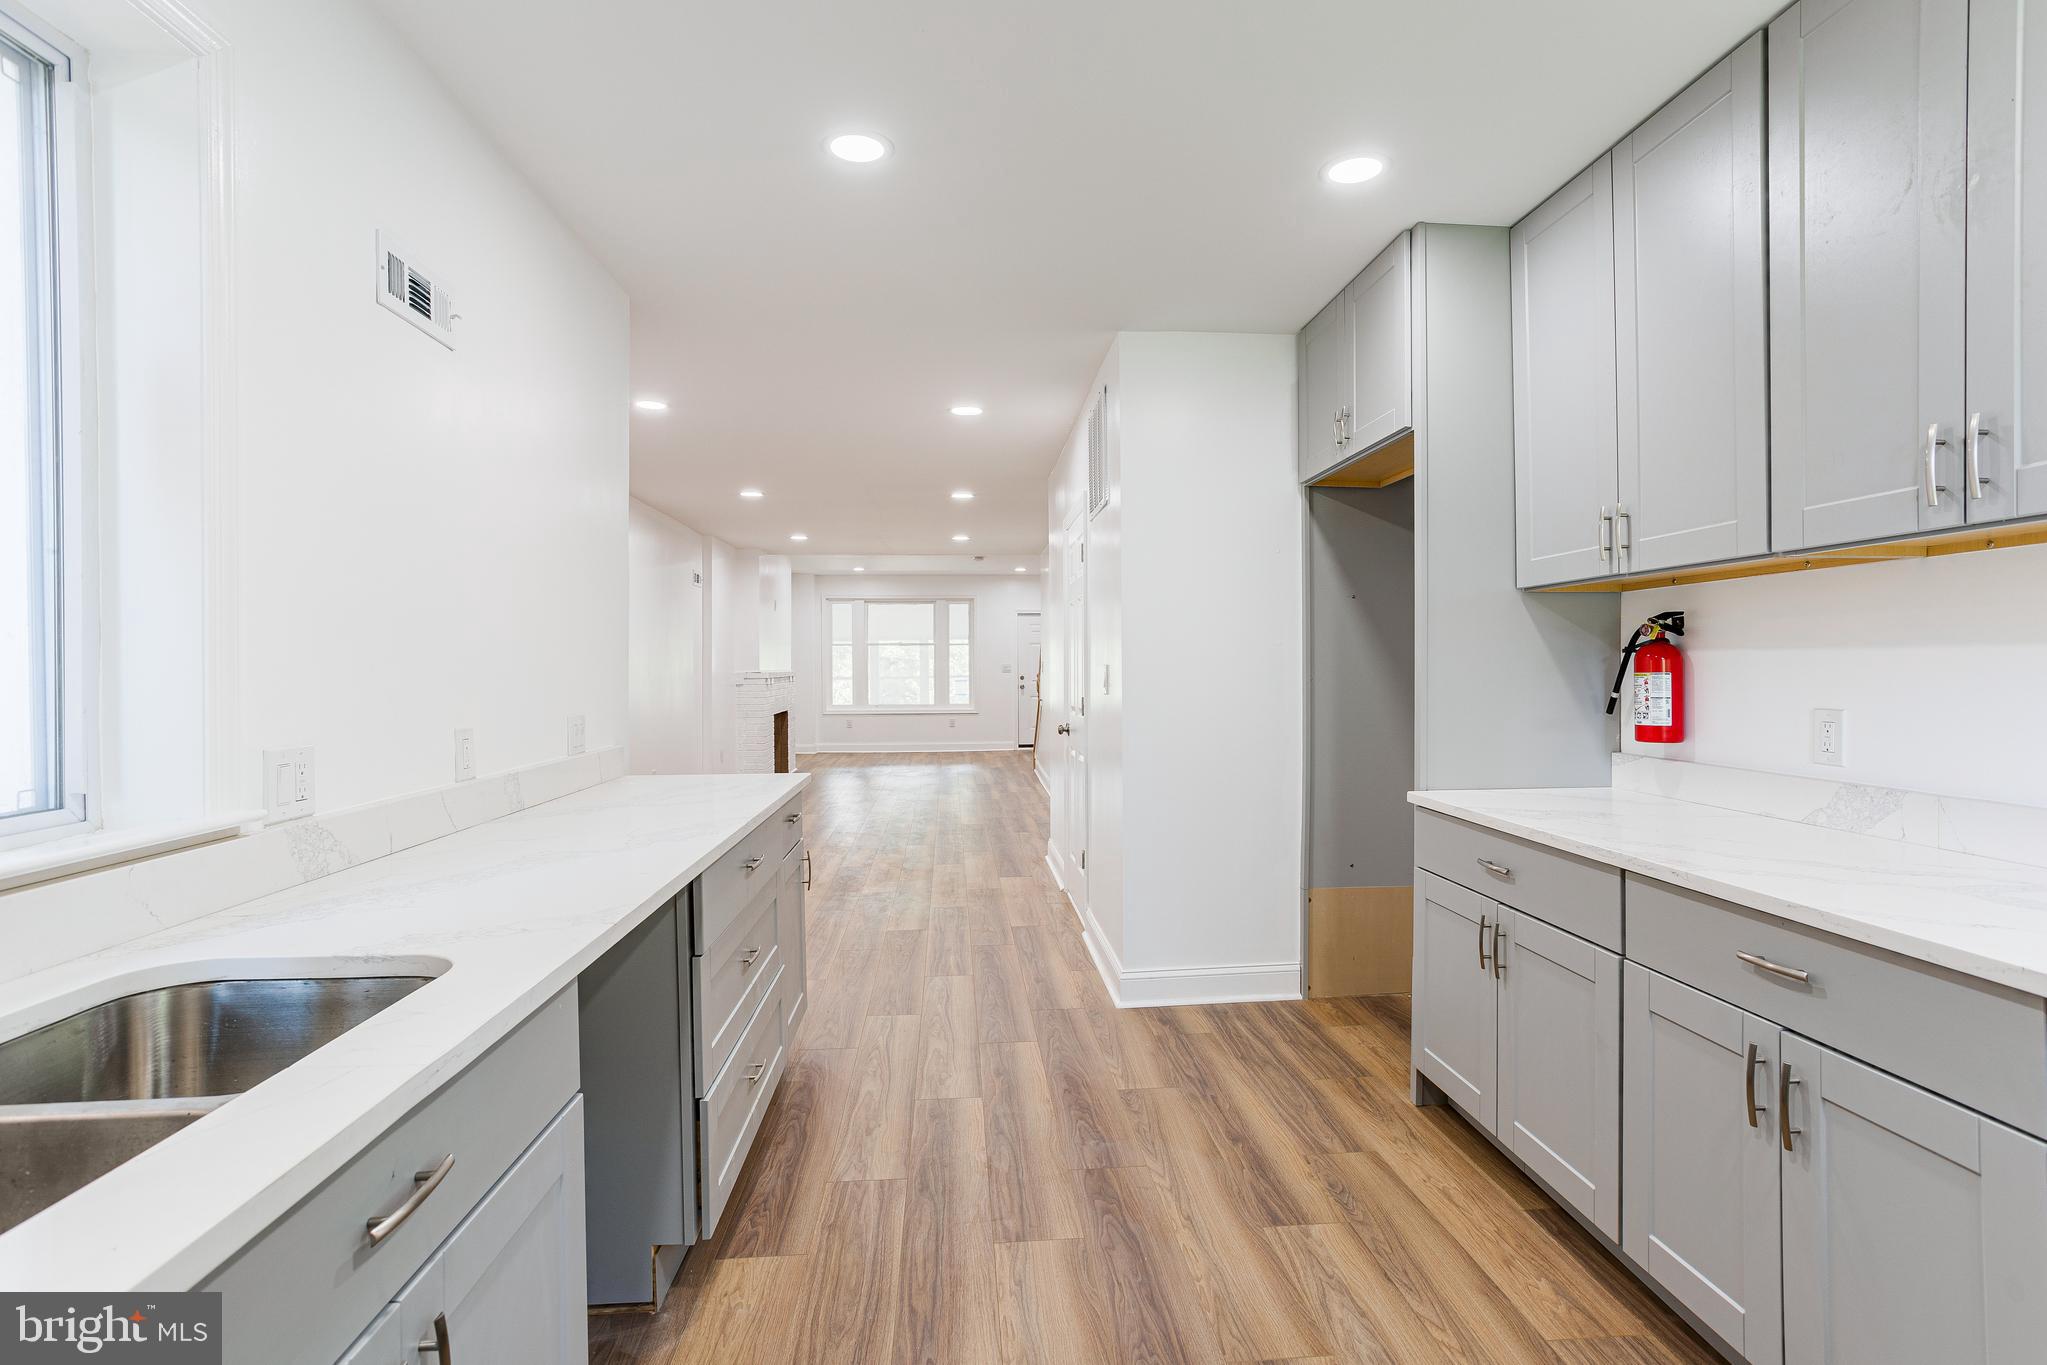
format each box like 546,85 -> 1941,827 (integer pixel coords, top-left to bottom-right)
0,974 -> 432,1235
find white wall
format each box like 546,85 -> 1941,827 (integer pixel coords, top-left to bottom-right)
703,537 -> 761,771
1043,334 -> 1302,1004
1623,541 -> 2047,807
627,498 -> 706,774
758,556 -> 793,673
48,0 -> 631,826
791,572 -> 1044,753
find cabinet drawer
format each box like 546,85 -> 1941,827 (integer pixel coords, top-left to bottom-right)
1627,876 -> 2047,1138
772,797 -> 804,858
693,876 -> 781,1092
694,796 -> 800,951
203,988 -> 579,1365
1415,810 -> 1622,951
697,972 -> 787,1238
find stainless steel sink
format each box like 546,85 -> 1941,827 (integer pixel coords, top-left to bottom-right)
0,975 -> 432,1233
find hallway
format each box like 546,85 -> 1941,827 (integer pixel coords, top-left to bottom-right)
589,752 -> 1715,1365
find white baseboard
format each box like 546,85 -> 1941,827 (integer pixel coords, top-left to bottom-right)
1045,860 -> 1299,1008
1033,765 -> 1050,798
806,739 -> 1017,754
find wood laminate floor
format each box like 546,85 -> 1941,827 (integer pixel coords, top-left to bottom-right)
590,751 -> 1717,1365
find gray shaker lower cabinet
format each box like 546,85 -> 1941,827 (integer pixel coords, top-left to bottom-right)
1497,910 -> 1621,1239
781,836 -> 809,1032
1778,1034 -> 2047,1365
1622,965 -> 1783,1365
1412,870 -> 1499,1130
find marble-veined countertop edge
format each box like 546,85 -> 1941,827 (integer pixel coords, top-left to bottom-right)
0,771 -> 809,1292
1409,785 -> 2047,1000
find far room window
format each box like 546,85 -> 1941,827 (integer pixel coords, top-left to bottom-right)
1,13 -> 83,840
824,598 -> 973,712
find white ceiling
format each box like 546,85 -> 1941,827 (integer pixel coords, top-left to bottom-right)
369,0 -> 1779,556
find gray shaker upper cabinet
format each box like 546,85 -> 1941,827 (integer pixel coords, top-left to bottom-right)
1513,157 -> 1621,587
1344,231 -> 1414,457
1614,35 -> 1770,573
1768,0 -> 1969,551
1298,289 -> 1353,482
1966,0 -> 2047,521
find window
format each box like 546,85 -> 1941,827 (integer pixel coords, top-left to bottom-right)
2,14 -> 82,839
824,598 -> 973,711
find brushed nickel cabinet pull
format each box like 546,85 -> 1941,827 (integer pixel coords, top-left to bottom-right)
1475,857 -> 1511,879
1924,423 -> 1950,506
367,1153 -> 455,1245
418,1311 -> 452,1362
739,947 -> 762,968
801,851 -> 813,889
1736,951 -> 1810,983
1477,914 -> 1491,972
785,812 -> 801,824
1492,927 -> 1506,979
1779,1061 -> 1801,1152
1744,1043 -> 1766,1128
743,857 -> 764,873
746,1062 -> 767,1086
1968,415 -> 1995,499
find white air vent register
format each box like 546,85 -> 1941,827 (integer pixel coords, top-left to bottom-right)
375,230 -> 458,349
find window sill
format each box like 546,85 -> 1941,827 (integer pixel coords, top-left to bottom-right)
825,707 -> 981,718
0,812 -> 265,894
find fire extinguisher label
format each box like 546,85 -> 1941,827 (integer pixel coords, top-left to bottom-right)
1633,672 -> 1672,727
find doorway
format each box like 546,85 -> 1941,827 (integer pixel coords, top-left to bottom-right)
1015,611 -> 1042,747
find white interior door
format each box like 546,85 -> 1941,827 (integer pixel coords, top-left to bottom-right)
1062,514 -> 1087,904
1016,611 -> 1042,746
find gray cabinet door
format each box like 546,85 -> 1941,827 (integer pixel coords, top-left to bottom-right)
1298,289 -> 1353,481
1513,155 -> 1621,586
1346,231 -> 1413,454
1768,0 -> 1969,550
780,837 -> 808,1033
1614,35 -> 1770,573
1965,0 -> 2047,520
1496,909 -> 1621,1238
1780,1035 -> 2047,1365
1622,965 -> 1783,1365
334,1307 -> 400,1365
1413,870 -> 1499,1131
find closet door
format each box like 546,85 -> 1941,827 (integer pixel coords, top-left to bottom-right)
1412,871 -> 1499,1131
1614,34 -> 1769,573
1298,290 -> 1354,481
1496,909 -> 1621,1238
1345,231 -> 1413,454
1513,156 -> 1621,586
1622,966 -> 1783,1365
1768,0 -> 1969,550
1965,0 -> 2047,520
1779,1036 -> 2047,1365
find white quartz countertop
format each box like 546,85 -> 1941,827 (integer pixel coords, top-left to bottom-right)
1410,786 -> 2047,999
0,772 -> 807,1292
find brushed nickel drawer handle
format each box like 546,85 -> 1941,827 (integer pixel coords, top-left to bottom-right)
739,947 -> 762,969
1744,1042 -> 1767,1128
418,1311 -> 452,1362
785,812 -> 801,824
743,857 -> 764,873
801,851 -> 812,889
1736,951 -> 1810,983
1475,857 -> 1512,879
746,1062 -> 767,1086
1779,1061 -> 1801,1152
1477,914 -> 1491,971
366,1153 -> 455,1245
1492,927 -> 1506,979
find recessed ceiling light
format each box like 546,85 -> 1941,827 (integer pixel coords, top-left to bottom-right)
739,488 -> 764,499
790,533 -> 809,542
1323,156 -> 1385,185
827,133 -> 891,163
633,397 -> 669,412
949,404 -> 983,417
952,534 -> 970,543
852,566 -> 865,572
951,490 -> 974,501
1013,566 -> 1027,573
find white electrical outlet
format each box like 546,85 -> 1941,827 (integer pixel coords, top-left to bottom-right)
567,714 -> 586,755
1811,708 -> 1845,766
947,717 -> 957,729
455,728 -> 476,781
262,747 -> 316,823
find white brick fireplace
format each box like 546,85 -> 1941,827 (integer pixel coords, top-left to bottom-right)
734,671 -> 796,773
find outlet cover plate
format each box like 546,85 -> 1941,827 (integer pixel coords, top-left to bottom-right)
567,714 -> 586,755
262,747 -> 315,823
455,728 -> 476,782
1811,708 -> 1845,767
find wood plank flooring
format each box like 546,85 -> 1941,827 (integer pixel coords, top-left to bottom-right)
589,751 -> 1717,1365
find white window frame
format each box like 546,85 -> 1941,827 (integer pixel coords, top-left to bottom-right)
825,596 -> 976,714
1,4 -> 94,848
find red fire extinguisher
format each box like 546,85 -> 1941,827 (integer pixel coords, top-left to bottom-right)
1607,610 -> 1686,744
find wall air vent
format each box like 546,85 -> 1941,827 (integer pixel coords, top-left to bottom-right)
1086,385 -> 1109,518
375,230 -> 458,349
